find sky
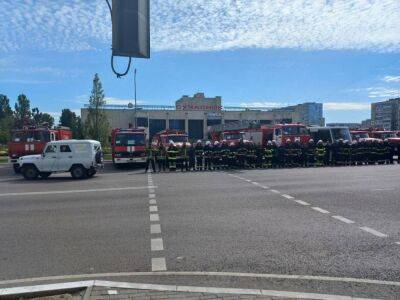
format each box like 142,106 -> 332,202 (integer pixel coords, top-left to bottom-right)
1,0 -> 400,123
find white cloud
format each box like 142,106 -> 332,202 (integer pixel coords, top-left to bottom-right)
366,87 -> 400,98
105,97 -> 147,106
1,0 -> 399,53
323,102 -> 370,111
239,101 -> 284,108
382,75 -> 400,82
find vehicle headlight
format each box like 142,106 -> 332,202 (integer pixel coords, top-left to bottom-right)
12,154 -> 17,158
115,153 -> 122,158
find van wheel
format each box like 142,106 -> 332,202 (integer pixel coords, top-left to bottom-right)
71,165 -> 87,179
13,164 -> 21,174
40,172 -> 51,179
22,165 -> 39,180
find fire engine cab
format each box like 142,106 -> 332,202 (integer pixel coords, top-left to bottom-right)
8,126 -> 72,173
210,121 -> 310,146
111,128 -> 147,166
151,130 -> 188,148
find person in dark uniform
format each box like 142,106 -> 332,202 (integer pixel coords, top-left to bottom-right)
156,143 -> 166,172
167,141 -> 179,171
315,140 -> 326,167
305,139 -> 316,167
144,144 -> 156,173
204,141 -> 213,171
220,140 -> 230,169
188,143 -> 196,171
194,140 -> 204,171
179,142 -> 190,171
212,141 -> 222,170
236,139 -> 247,169
228,142 -> 237,169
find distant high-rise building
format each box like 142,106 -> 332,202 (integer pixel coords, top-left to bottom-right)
271,102 -> 324,126
371,98 -> 400,130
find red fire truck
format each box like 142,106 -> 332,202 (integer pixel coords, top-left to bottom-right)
111,128 -> 147,166
210,122 -> 310,146
151,130 -> 188,148
8,126 -> 72,173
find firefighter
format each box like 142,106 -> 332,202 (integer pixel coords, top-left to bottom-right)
384,140 -> 394,164
271,140 -> 279,168
228,142 -> 237,169
204,141 -> 213,170
255,143 -> 264,168
167,141 -> 179,171
212,141 -> 222,170
276,141 -> 285,168
156,143 -> 167,172
245,140 -> 257,168
144,144 -> 156,173
263,141 -> 274,168
305,139 -> 316,167
179,142 -> 190,171
350,141 -> 358,166
236,139 -> 247,168
315,140 -> 326,167
220,140 -> 230,169
188,143 -> 196,171
194,140 -> 204,171
369,140 -> 379,165
284,139 -> 294,167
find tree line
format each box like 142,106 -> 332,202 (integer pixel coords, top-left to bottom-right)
0,73 -> 109,145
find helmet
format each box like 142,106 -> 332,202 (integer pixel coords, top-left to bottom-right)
317,140 -> 323,145
197,140 -> 202,144
206,141 -> 212,146
214,141 -> 220,146
309,139 -> 314,144
267,140 -> 273,146
222,139 -> 227,144
286,138 -> 291,143
229,142 -> 235,146
169,140 -> 175,147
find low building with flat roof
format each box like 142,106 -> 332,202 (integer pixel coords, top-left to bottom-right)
81,93 -> 324,140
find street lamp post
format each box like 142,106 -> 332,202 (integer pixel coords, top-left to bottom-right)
134,68 -> 137,128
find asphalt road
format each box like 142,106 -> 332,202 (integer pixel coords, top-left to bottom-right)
0,164 -> 399,298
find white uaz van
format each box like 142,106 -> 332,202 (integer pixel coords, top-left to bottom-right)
18,140 -> 103,180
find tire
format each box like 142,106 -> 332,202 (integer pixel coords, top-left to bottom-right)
13,163 -> 21,174
39,172 -> 51,179
71,165 -> 87,179
22,165 -> 39,180
87,169 -> 96,178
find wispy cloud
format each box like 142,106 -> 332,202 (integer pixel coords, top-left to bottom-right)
240,101 -> 285,108
1,0 -> 399,53
366,87 -> 399,98
323,102 -> 370,111
105,97 -> 147,106
382,75 -> 400,82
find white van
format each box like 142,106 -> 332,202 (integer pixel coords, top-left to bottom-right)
18,140 -> 103,180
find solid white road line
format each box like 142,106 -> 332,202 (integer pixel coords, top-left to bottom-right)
359,227 -> 388,238
149,199 -> 157,205
1,272 -> 399,287
150,214 -> 159,222
150,224 -> 161,234
281,194 -> 294,199
332,216 -> 355,224
0,280 -> 377,300
0,186 -> 155,198
149,205 -> 158,212
151,238 -> 164,251
294,200 -> 310,206
151,258 -> 167,271
311,207 -> 330,214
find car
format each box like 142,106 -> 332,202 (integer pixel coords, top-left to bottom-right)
18,140 -> 103,180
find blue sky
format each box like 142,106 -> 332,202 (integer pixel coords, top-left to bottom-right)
1,0 -> 400,123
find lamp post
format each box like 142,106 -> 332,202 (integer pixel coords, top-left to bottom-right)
134,68 -> 137,128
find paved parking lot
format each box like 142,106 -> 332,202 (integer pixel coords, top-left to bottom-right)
0,164 -> 399,298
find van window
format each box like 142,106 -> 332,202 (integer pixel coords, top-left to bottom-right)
60,145 -> 72,153
45,145 -> 57,153
74,143 -> 90,154
275,129 -> 282,136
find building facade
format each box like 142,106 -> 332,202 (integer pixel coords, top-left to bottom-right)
371,98 -> 400,130
81,93 -> 324,140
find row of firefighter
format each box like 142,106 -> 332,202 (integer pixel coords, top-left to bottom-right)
144,138 -> 399,173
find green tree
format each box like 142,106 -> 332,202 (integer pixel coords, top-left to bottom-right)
14,94 -> 31,128
31,107 -> 55,128
84,73 -> 109,145
60,108 -> 83,138
0,94 -> 14,144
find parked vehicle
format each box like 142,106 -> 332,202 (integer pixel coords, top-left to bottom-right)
152,130 -> 188,148
111,128 -> 147,166
18,140 -> 103,180
308,126 -> 352,144
8,126 -> 72,173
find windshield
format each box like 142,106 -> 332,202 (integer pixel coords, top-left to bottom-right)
223,133 -> 243,140
282,126 -> 308,135
115,133 -> 145,146
332,128 -> 351,141
379,133 -> 396,139
352,133 -> 369,139
167,135 -> 188,143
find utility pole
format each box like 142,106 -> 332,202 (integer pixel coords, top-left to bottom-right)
134,68 -> 137,128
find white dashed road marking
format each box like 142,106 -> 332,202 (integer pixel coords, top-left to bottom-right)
150,214 -> 159,222
360,227 -> 388,238
395,242 -> 400,245
151,238 -> 164,251
294,200 -> 310,206
332,215 -> 355,224
270,189 -> 280,194
311,207 -> 330,214
149,206 -> 158,212
149,199 -> 157,205
151,258 -> 167,272
150,224 -> 161,234
281,194 -> 294,199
